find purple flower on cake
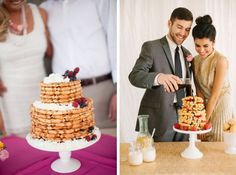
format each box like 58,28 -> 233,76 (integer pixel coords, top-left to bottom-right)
186,54 -> 193,62
0,141 -> 9,161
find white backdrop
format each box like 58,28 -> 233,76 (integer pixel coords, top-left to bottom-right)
120,0 -> 236,142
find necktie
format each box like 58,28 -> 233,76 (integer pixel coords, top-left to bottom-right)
175,46 -> 184,107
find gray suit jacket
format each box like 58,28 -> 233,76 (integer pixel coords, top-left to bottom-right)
129,36 -> 192,142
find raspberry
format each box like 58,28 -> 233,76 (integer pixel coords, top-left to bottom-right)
72,101 -> 79,108
191,126 -> 197,131
204,123 -> 212,130
181,125 -> 188,131
81,97 -> 87,103
174,123 -> 180,129
74,67 -> 80,73
85,136 -> 91,142
68,71 -> 74,77
77,97 -> 87,104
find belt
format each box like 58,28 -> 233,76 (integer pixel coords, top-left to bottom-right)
81,73 -> 112,87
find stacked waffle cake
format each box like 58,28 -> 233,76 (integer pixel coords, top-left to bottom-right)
177,96 -> 207,131
30,68 -> 97,142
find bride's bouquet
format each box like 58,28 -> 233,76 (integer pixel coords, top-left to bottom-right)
0,141 -> 9,161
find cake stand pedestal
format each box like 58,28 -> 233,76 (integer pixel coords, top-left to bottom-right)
173,126 -> 212,159
26,128 -> 101,173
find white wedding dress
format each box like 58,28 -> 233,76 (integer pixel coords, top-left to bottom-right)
0,4 -> 46,136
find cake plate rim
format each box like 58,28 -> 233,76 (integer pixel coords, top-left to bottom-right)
173,126 -> 212,134
26,127 -> 101,152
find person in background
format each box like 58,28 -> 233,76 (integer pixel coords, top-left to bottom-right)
0,6 -> 7,136
0,0 -> 52,137
40,0 -> 117,136
129,7 -> 193,142
192,15 -> 234,141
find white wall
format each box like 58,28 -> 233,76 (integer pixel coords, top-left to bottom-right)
120,0 -> 236,142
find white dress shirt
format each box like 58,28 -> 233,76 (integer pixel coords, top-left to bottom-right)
154,36 -> 187,103
154,36 -> 186,85
41,0 -> 117,83
166,35 -> 186,78
166,35 -> 186,103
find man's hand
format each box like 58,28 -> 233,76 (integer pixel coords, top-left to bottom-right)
0,79 -> 6,97
157,74 -> 182,93
108,93 -> 116,121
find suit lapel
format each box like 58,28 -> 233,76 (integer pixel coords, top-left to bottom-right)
160,37 -> 192,77
160,37 -> 174,73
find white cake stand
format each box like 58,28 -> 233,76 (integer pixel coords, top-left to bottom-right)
26,127 -> 101,173
173,126 -> 212,159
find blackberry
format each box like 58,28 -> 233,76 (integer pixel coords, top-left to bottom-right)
70,76 -> 77,81
80,103 -> 87,108
88,126 -> 94,133
64,70 -> 69,76
91,134 -> 97,140
88,126 -> 94,130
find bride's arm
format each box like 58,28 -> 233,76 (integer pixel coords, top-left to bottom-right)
192,59 -> 205,100
39,7 -> 53,59
205,57 -> 228,122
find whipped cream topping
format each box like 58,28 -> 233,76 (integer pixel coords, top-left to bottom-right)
43,73 -> 70,84
33,101 -> 79,110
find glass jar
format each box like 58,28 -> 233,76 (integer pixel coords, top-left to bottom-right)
136,115 -> 154,149
136,115 -> 156,162
142,146 -> 156,162
128,141 -> 143,166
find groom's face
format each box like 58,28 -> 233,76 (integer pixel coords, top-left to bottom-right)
168,19 -> 192,45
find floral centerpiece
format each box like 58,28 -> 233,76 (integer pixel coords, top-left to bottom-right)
0,141 -> 9,161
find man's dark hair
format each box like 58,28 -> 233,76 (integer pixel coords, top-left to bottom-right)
170,7 -> 193,22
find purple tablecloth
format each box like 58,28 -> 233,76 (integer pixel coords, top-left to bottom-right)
0,134 -> 116,175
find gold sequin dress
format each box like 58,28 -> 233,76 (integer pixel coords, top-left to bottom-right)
193,50 -> 234,141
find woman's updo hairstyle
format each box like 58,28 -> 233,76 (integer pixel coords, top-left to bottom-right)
192,15 -> 216,42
